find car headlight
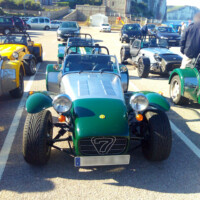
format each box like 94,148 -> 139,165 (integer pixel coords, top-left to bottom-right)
57,30 -> 61,34
53,94 -> 72,113
160,36 -> 168,39
123,34 -> 128,37
12,52 -> 19,59
154,54 -> 162,62
130,93 -> 149,112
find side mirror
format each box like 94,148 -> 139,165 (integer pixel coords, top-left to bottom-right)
28,40 -> 34,46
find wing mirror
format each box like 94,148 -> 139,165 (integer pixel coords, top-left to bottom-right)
53,64 -> 61,71
28,40 -> 34,46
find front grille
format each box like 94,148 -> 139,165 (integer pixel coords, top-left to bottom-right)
166,63 -> 181,71
79,137 -> 128,156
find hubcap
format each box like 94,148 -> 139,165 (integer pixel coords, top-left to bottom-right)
171,80 -> 180,100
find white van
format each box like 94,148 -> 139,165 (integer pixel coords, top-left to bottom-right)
26,17 -> 51,30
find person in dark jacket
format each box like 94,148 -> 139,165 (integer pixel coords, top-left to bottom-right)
141,23 -> 148,38
180,13 -> 200,69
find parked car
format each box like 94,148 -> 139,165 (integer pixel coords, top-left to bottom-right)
120,23 -> 141,43
120,36 -> 182,78
154,26 -> 181,46
58,33 -> 94,64
22,45 -> 172,166
12,16 -> 26,32
0,16 -> 15,34
57,21 -> 81,41
0,32 -> 43,76
26,17 -> 51,30
51,20 -> 62,29
145,24 -> 156,35
100,23 -> 111,32
169,54 -> 200,105
0,55 -> 24,98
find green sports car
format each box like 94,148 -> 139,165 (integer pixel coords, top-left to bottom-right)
23,46 -> 172,167
169,54 -> 200,105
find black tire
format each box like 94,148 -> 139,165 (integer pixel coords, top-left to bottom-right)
38,48 -> 43,62
10,69 -> 24,98
4,28 -> 10,35
44,26 -> 50,30
121,48 -> 127,64
25,58 -> 36,76
142,111 -> 172,161
170,75 -> 189,105
23,110 -> 53,165
137,57 -> 150,78
57,38 -> 61,41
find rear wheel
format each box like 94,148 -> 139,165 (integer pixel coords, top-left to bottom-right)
170,75 -> 189,105
137,57 -> 150,78
142,111 -> 172,161
23,110 -> 53,165
10,69 -> 24,98
25,58 -> 36,76
44,26 -> 50,30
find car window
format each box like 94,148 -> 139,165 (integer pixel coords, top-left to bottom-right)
4,18 -> 12,23
102,24 -> 109,26
61,22 -> 78,28
39,18 -> 44,23
31,18 -> 38,23
132,40 -> 141,48
45,19 -> 50,23
64,55 -> 117,73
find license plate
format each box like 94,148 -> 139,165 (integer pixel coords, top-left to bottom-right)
169,40 -> 176,42
74,155 -> 130,167
64,34 -> 70,36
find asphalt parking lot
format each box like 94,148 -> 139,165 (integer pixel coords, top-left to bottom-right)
0,27 -> 200,200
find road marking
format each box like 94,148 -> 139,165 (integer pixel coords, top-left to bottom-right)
129,82 -> 200,159
0,63 -> 41,181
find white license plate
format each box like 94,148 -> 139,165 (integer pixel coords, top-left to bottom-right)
75,155 -> 130,167
169,40 -> 176,42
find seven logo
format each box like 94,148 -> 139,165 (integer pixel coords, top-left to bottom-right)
91,137 -> 116,155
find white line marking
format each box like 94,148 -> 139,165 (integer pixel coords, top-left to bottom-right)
0,63 -> 41,181
129,81 -> 200,159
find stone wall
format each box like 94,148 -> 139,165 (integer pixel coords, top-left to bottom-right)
63,10 -> 78,21
76,5 -> 106,21
4,7 -> 69,20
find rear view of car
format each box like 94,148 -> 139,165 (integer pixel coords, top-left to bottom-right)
0,16 -> 15,34
100,23 -> 111,32
12,16 -> 26,32
26,17 -> 51,30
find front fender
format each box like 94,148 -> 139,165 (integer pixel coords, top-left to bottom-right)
26,93 -> 52,114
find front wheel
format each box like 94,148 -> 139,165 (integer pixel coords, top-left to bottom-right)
170,75 -> 189,105
142,111 -> 172,161
25,58 -> 36,76
23,110 -> 53,165
137,57 -> 150,78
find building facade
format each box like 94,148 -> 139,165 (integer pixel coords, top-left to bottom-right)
40,0 -> 52,5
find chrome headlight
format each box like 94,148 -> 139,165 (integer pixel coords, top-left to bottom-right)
130,93 -> 149,112
12,52 -> 19,59
160,36 -> 168,39
53,94 -> 72,113
57,29 -> 61,34
123,34 -> 128,37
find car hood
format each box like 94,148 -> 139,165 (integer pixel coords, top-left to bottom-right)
158,32 -> 179,38
0,44 -> 25,58
60,73 -> 124,101
142,48 -> 174,55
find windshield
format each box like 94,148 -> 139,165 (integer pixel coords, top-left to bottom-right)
102,24 -> 109,26
125,24 -> 140,31
61,22 -> 78,28
158,27 -> 175,33
141,38 -> 168,48
147,24 -> 155,29
68,38 -> 93,47
64,55 -> 118,73
0,35 -> 28,45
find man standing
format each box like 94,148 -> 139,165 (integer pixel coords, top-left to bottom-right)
181,22 -> 187,36
180,13 -> 200,69
141,23 -> 148,38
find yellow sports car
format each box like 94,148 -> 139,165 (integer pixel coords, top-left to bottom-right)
0,32 -> 43,76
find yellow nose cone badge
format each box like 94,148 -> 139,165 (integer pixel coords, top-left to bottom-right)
99,115 -> 106,119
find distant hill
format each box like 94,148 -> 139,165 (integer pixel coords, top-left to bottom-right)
167,6 -> 200,20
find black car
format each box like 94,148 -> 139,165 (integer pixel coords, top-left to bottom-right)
120,23 -> 141,43
155,26 -> 181,46
57,21 -> 81,41
0,16 -> 15,34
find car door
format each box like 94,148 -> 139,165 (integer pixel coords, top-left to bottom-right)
130,39 -> 141,57
39,18 -> 45,29
31,18 -> 39,29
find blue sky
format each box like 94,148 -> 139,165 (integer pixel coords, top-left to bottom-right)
167,0 -> 200,8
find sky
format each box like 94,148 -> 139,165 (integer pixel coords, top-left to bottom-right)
167,0 -> 200,9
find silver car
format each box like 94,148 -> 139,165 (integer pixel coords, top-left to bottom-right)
26,17 -> 51,30
51,20 -> 61,29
